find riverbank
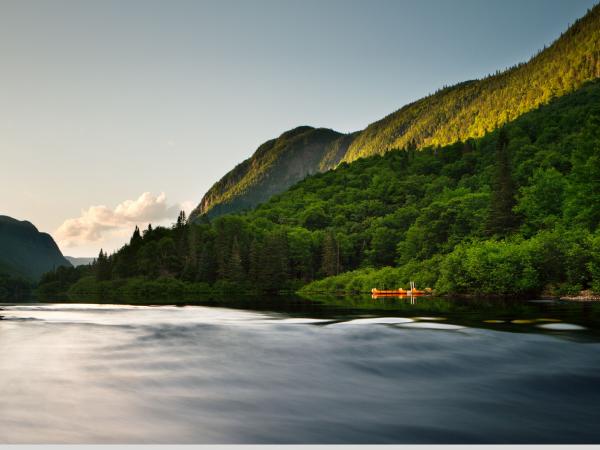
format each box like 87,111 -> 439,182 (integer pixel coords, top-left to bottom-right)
560,290 -> 600,302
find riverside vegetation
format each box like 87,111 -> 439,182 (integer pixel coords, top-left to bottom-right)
33,7 -> 600,302
38,79 -> 600,300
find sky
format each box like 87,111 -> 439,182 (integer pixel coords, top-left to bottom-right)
0,0 -> 597,257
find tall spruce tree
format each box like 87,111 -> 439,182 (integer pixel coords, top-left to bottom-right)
258,231 -> 289,291
130,225 -> 142,247
486,129 -> 518,236
321,232 -> 339,277
248,238 -> 261,282
95,249 -> 112,281
226,236 -> 244,282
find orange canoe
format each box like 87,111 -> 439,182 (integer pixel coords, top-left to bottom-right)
371,288 -> 408,295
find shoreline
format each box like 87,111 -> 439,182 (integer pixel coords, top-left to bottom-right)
559,291 -> 600,302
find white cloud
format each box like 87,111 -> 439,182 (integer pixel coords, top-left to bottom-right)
56,192 -> 184,249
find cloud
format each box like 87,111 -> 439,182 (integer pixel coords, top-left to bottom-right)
180,200 -> 196,215
56,192 -> 183,248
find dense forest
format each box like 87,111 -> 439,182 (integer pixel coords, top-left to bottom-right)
188,5 -> 600,220
0,272 -> 32,300
38,79 -> 600,300
343,4 -> 600,162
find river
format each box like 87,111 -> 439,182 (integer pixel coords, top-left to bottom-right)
1,297 -> 599,444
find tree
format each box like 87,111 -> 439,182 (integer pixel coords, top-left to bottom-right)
143,223 -> 153,238
514,168 -> 566,233
130,225 -> 142,247
138,241 -> 159,278
257,231 -> 289,291
176,210 -> 187,228
158,237 -> 179,275
226,236 -> 244,282
95,249 -> 112,281
486,129 -> 518,236
321,231 -> 339,277
248,238 -> 262,282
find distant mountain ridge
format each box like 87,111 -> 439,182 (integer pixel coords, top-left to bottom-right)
65,256 -> 95,267
0,215 -> 71,280
191,4 -> 600,220
191,126 -> 357,218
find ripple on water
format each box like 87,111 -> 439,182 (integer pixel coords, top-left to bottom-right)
537,323 -> 586,331
332,317 -> 415,325
412,316 -> 447,321
397,322 -> 465,330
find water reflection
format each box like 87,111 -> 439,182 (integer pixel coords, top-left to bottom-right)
1,300 -> 600,444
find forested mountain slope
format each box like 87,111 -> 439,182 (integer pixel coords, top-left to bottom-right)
192,5 -> 600,219
0,215 -> 71,280
190,126 -> 356,219
40,79 -> 600,298
342,4 -> 600,162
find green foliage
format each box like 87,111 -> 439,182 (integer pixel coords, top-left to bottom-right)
39,79 -> 600,298
515,167 -> 567,234
343,5 -> 600,162
0,273 -> 33,300
485,130 -> 518,236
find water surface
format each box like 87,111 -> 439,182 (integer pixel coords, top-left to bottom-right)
1,298 -> 599,444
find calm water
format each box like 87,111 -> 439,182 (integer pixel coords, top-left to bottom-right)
1,297 -> 600,444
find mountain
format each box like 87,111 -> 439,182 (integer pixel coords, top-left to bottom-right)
190,126 -> 357,219
65,256 -> 95,267
342,4 -> 600,162
0,215 -> 72,280
37,78 -> 600,298
191,4 -> 600,219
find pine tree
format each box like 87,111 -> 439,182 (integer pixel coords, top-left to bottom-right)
181,225 -> 198,282
321,232 -> 339,277
176,210 -> 187,228
143,223 -> 153,238
486,129 -> 518,236
226,236 -> 244,282
197,241 -> 216,283
258,231 -> 289,291
130,225 -> 142,247
95,249 -> 112,281
248,238 -> 261,282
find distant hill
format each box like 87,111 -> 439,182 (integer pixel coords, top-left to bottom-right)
190,127 -> 357,219
0,215 -> 71,280
191,4 -> 600,219
65,256 -> 95,267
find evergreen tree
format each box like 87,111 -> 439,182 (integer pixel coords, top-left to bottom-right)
248,238 -> 261,282
176,210 -> 187,228
95,249 -> 112,281
197,241 -> 216,283
226,237 -> 244,281
143,223 -> 153,238
258,231 -> 289,291
321,232 -> 339,277
130,226 -> 142,247
181,225 -> 198,281
486,129 -> 518,236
